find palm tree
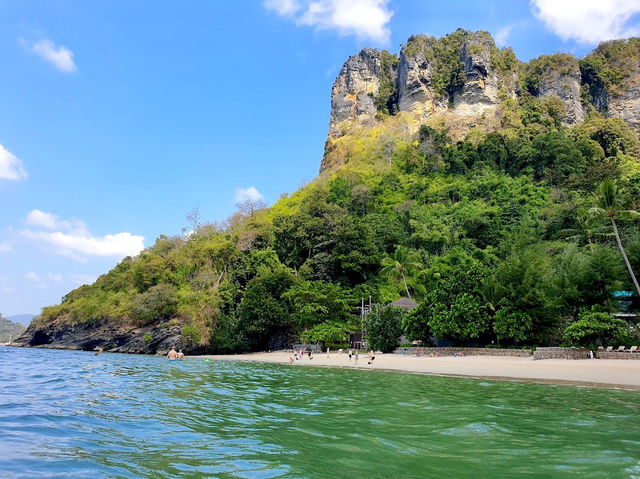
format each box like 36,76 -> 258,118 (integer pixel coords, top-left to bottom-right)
381,246 -> 422,300
589,180 -> 640,297
559,208 -> 612,249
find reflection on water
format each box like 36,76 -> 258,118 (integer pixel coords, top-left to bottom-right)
1,347 -> 639,478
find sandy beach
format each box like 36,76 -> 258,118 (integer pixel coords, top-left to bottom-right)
198,351 -> 640,390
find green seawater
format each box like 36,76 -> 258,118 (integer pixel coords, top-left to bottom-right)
1,347 -> 640,478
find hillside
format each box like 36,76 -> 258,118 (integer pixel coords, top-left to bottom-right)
0,314 -> 26,343
15,31 -> 640,354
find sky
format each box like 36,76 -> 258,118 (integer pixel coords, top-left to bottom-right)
1,0 -> 639,317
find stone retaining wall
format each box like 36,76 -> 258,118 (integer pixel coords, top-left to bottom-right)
595,351 -> 640,360
393,347 -> 532,357
533,347 -> 590,360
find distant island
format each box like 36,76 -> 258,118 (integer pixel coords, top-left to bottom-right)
14,30 -> 640,355
0,314 -> 27,343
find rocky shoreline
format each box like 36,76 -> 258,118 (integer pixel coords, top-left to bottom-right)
11,318 -> 206,355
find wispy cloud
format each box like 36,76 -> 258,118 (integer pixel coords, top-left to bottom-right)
68,273 -> 98,286
0,242 -> 14,254
530,0 -> 640,44
25,271 -> 47,289
234,186 -> 264,203
264,0 -> 393,44
25,38 -> 77,72
21,209 -> 145,262
494,25 -> 514,47
0,143 -> 28,181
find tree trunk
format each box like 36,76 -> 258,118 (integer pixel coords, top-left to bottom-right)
401,271 -> 411,300
611,217 -> 640,297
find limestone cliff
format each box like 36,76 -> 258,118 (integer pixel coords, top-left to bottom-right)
397,35 -> 448,121
328,49 -> 386,138
453,32 -> 502,115
322,31 -> 640,171
583,38 -> 640,128
526,53 -> 584,125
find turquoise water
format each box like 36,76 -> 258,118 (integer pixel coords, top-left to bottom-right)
1,347 -> 640,478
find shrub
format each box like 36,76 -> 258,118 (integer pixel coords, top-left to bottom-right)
366,306 -> 403,353
182,324 -> 201,344
131,284 -> 178,325
144,332 -> 153,344
563,312 -> 628,349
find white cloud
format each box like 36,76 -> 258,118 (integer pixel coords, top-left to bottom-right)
48,273 -> 63,282
530,0 -> 640,44
0,286 -> 15,294
0,143 -> 28,181
25,271 -> 40,282
495,25 -> 514,47
31,38 -> 77,72
264,0 -> 301,16
235,186 -> 264,203
68,273 -> 98,286
21,210 -> 145,262
0,242 -> 14,254
25,209 -> 58,229
264,0 -> 393,44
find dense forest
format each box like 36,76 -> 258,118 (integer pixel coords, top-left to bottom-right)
34,99 -> 640,352
30,35 -> 640,353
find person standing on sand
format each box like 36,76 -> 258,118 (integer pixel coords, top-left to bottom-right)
368,349 -> 375,366
167,347 -> 177,360
327,347 -> 330,358
289,356 -> 294,364
348,349 -> 353,361
354,350 -> 359,365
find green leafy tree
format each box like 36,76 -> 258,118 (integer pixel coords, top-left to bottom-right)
589,180 -> 640,296
366,306 -> 403,353
381,246 -> 422,299
563,311 -> 628,349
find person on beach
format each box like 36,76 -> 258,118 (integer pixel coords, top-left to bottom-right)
167,347 -> 177,360
308,350 -> 313,360
354,350 -> 359,365
289,355 -> 294,364
348,349 -> 353,361
327,347 -> 330,358
368,349 -> 375,366
177,349 -> 185,360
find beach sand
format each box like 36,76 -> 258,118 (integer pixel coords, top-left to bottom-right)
197,351 -> 640,390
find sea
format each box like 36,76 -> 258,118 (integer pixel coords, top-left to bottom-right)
1,346 -> 639,478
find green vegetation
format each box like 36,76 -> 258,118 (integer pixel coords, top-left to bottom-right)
0,314 -> 26,343
374,50 -> 399,115
402,29 -> 518,100
525,53 -> 579,95
365,306 -> 403,353
35,75 -> 640,353
580,38 -> 640,102
563,311 -> 627,349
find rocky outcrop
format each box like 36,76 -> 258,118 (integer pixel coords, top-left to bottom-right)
397,35 -> 447,120
583,38 -> 640,128
528,53 -> 584,125
328,48 -> 387,138
607,83 -> 640,128
11,317 -> 207,355
453,33 -> 501,115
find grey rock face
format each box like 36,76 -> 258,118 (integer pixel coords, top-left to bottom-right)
536,59 -> 585,125
12,317 -> 207,355
608,83 -> 640,128
328,48 -> 384,138
397,35 -> 447,120
453,33 -> 500,115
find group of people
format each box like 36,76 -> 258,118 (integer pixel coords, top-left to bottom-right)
289,347 -> 376,366
167,346 -> 185,361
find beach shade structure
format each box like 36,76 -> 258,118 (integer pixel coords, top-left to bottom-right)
388,298 -> 418,311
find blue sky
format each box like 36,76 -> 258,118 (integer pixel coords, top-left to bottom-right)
1,0 -> 639,316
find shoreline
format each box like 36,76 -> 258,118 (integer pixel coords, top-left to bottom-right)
196,351 -> 640,391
